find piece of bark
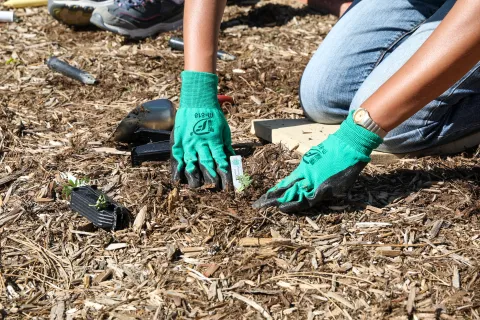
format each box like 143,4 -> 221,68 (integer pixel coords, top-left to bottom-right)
376,250 -> 403,257
83,275 -> 91,288
105,243 -> 128,251
93,269 -> 113,284
92,147 -> 129,155
132,205 -> 148,233
203,264 -> 220,277
429,220 -> 443,239
452,265 -> 461,289
182,247 -> 205,253
365,205 -> 383,214
333,262 -> 353,273
0,169 -> 25,188
167,188 -> 179,214
406,286 -> 416,315
208,281 -> 217,300
310,234 -> 339,241
355,222 -> 392,228
305,217 -> 320,230
49,296 -> 65,320
0,207 -> 23,227
166,244 -> 182,261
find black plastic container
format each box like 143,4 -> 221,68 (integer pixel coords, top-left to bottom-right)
113,99 -> 176,143
70,186 -> 129,230
131,128 -> 171,145
131,141 -> 170,167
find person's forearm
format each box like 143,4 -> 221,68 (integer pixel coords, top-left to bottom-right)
362,0 -> 480,132
184,0 -> 226,73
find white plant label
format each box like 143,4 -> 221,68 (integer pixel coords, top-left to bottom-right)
0,11 -> 15,23
230,155 -> 244,191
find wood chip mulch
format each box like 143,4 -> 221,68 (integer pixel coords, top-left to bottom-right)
1,1 -> 479,319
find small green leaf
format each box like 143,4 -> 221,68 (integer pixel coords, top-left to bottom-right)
89,194 -> 108,210
237,174 -> 252,192
5,57 -> 20,65
62,176 -> 90,200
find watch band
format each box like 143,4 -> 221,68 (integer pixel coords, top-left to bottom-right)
353,108 -> 387,138
362,117 -> 387,138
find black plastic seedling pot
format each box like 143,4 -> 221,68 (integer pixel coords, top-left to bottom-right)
70,186 -> 129,230
131,141 -> 170,167
131,128 -> 171,145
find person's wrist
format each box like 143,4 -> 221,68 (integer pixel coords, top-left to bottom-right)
352,108 -> 387,138
334,110 -> 383,155
179,70 -> 220,109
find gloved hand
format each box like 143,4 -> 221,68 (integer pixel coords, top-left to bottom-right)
171,71 -> 235,190
253,110 -> 383,212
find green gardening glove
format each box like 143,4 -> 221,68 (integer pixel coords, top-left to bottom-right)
170,71 -> 234,190
253,110 -> 383,213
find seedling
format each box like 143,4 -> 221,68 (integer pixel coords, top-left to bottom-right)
62,177 -> 90,199
5,57 -> 20,65
89,194 -> 108,211
70,186 -> 129,230
236,174 -> 252,192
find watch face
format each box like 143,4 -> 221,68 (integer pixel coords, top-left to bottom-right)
354,109 -> 367,123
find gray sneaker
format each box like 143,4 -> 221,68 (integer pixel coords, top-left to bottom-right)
90,0 -> 183,39
48,0 -> 113,26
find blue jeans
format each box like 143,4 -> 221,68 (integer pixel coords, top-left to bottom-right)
300,0 -> 480,153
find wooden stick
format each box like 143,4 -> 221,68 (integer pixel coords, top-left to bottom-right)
238,237 -> 292,247
345,242 -> 443,248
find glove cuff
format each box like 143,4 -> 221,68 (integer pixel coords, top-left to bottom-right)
334,110 -> 383,156
179,71 -> 220,109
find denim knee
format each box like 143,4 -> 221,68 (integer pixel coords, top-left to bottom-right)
299,65 -> 349,124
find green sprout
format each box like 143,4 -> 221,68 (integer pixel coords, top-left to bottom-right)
89,195 -> 108,211
5,57 -> 20,65
62,177 -> 90,199
236,174 -> 252,192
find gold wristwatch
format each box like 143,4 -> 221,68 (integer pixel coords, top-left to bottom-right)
352,108 -> 387,138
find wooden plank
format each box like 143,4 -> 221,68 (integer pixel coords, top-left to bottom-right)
251,119 -> 480,165
251,119 -> 402,165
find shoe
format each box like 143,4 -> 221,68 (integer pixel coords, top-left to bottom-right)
90,0 -> 183,40
48,0 -> 113,26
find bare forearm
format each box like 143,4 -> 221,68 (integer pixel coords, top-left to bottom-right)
363,0 -> 480,132
184,0 -> 226,73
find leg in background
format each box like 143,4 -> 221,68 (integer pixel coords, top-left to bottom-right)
350,0 -> 480,153
297,0 -> 352,17
299,0 -> 446,124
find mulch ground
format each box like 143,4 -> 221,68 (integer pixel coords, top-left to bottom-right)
1,1 -> 480,319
